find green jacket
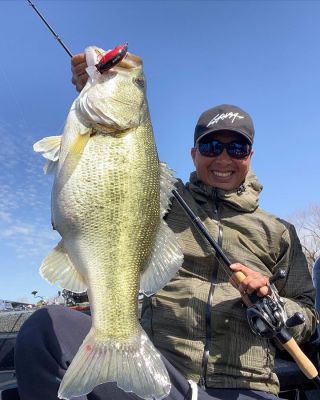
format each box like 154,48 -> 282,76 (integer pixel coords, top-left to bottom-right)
141,169 -> 317,395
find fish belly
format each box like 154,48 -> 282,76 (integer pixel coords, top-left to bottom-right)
53,121 -> 159,339
55,122 -> 171,400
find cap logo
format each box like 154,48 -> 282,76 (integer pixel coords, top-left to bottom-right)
207,112 -> 244,127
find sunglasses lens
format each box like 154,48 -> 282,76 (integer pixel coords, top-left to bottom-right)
227,142 -> 251,159
197,140 -> 251,159
197,140 -> 223,157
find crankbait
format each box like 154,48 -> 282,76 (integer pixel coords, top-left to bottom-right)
95,44 -> 128,73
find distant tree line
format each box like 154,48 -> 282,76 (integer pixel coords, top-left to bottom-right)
289,203 -> 320,271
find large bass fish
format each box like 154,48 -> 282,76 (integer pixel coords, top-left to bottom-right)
34,46 -> 183,400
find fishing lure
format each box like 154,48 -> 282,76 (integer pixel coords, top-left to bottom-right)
95,44 -> 128,73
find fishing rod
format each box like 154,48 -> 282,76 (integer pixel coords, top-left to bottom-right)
26,0 -> 320,388
26,0 -> 73,57
26,0 -> 128,73
172,189 -> 320,387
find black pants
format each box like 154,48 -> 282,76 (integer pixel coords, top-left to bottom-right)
15,305 -> 282,400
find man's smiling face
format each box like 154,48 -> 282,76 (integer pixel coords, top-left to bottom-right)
191,131 -> 253,190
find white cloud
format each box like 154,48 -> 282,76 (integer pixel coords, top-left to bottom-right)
0,119 -> 57,261
2,224 -> 33,237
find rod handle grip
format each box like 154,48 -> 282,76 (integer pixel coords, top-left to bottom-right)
282,337 -> 318,379
231,271 -> 257,307
233,271 -> 246,284
235,272 -> 319,380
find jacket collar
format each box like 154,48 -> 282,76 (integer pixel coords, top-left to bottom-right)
186,169 -> 263,213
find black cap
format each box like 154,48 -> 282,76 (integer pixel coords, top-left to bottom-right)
194,104 -> 255,146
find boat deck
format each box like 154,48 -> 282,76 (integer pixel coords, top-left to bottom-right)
1,308 -> 320,400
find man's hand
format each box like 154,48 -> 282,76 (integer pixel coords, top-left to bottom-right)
71,53 -> 88,92
229,263 -> 271,298
71,50 -> 143,93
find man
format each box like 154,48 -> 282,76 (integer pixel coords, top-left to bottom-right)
15,52 -> 317,400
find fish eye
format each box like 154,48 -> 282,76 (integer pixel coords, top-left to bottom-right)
133,77 -> 145,88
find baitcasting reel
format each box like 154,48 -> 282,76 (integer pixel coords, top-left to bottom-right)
246,269 -> 305,338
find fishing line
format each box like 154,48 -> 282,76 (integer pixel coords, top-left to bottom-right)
26,0 -> 73,58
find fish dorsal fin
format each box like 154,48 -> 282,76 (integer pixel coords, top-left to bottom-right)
140,219 -> 183,296
33,135 -> 62,175
40,240 -> 87,293
140,163 -> 183,296
159,162 -> 179,217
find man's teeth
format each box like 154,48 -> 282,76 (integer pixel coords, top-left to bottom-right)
212,171 -> 232,177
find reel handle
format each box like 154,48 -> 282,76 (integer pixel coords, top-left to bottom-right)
234,271 -> 319,380
235,271 -> 320,384
269,268 -> 287,285
286,312 -> 305,328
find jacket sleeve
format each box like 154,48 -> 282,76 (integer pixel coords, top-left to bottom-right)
276,221 -> 318,343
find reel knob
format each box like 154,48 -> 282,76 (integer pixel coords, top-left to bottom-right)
286,312 -> 305,328
269,269 -> 287,285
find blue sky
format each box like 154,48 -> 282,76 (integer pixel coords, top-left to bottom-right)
1,0 -> 319,303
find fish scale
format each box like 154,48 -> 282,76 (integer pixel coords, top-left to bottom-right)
33,45 -> 183,399
56,131 -> 159,337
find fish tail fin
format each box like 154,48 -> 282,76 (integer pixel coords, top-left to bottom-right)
58,326 -> 170,400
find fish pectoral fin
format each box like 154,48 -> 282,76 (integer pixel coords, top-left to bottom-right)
56,132 -> 91,192
140,218 -> 183,296
40,241 -> 87,293
33,135 -> 62,160
33,135 -> 62,175
58,326 -> 171,400
68,131 -> 91,155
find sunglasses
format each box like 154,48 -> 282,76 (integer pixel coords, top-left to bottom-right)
196,139 -> 252,159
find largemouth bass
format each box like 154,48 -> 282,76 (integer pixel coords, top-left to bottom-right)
34,46 -> 183,400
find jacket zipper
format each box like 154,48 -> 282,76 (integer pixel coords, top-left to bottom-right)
212,188 -> 219,221
198,189 -> 222,388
